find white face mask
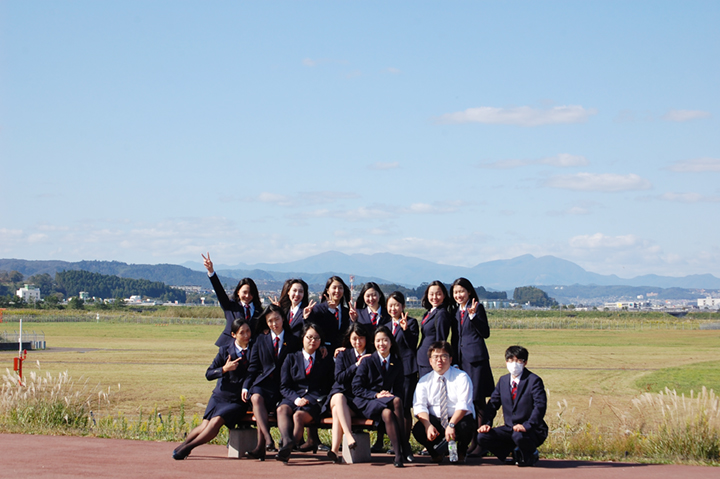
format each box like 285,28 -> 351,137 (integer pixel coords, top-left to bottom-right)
506,361 -> 524,377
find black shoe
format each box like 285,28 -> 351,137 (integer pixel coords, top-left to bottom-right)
394,456 -> 405,468
327,451 -> 343,464
517,449 -> 539,467
430,453 -> 444,464
266,443 -> 278,452
172,449 -> 188,460
276,442 -> 294,463
298,442 -> 318,453
371,445 -> 384,454
245,449 -> 266,461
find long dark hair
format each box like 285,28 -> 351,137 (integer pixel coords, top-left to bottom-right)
254,303 -> 291,336
342,321 -> 374,352
355,282 -> 387,311
278,278 -> 309,312
232,277 -> 262,311
321,276 -> 351,307
421,280 -> 451,310
450,277 -> 480,313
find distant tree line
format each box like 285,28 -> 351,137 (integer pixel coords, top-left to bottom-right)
513,286 -> 558,307
0,269 -> 185,308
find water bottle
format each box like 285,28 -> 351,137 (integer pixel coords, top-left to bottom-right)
448,440 -> 458,462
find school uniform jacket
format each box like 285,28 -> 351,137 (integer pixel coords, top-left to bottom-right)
286,306 -> 306,338
390,317 -> 419,376
352,352 -> 405,407
355,307 -> 391,330
307,302 -> 350,354
205,341 -> 253,402
482,369 -> 548,440
280,350 -> 334,406
416,306 -> 452,374
454,303 -> 490,364
329,348 -> 364,397
209,272 -> 261,347
243,331 -> 300,391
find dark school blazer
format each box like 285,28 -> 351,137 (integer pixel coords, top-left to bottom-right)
280,350 -> 334,406
209,272 -> 261,347
482,369 -> 548,440
416,306 -> 452,374
454,303 -> 490,364
205,341 -> 253,402
390,317 -> 419,376
286,307 -> 306,338
307,302 -> 350,354
351,352 -> 405,409
355,307 -> 391,330
243,331 -> 300,391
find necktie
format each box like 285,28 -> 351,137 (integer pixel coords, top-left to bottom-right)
289,310 -> 294,325
438,376 -> 449,429
511,380 -> 518,401
370,312 -> 377,326
274,337 -> 280,357
240,349 -> 248,367
381,358 -> 387,373
460,310 -> 466,327
305,356 -> 313,376
244,305 -> 250,320
392,321 -> 397,335
422,311 -> 431,325
334,309 -> 340,329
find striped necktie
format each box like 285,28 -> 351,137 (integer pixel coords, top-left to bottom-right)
371,312 -> 377,326
438,376 -> 449,429
305,356 -> 313,376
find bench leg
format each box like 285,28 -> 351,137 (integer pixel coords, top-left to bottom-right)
228,428 -> 257,458
342,432 -> 371,464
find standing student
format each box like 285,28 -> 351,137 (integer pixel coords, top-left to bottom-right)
416,281 -> 453,378
325,322 -> 372,463
277,279 -> 314,338
242,304 -> 300,460
352,282 -> 390,329
276,323 -> 334,462
307,276 -> 351,354
172,318 -> 253,460
202,252 -> 262,347
451,278 -> 494,427
477,345 -> 547,467
352,326 -> 413,468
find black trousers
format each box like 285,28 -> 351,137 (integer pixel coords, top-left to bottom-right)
412,414 -> 475,455
476,425 -> 543,460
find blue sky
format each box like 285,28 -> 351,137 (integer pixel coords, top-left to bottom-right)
2,1 -> 719,278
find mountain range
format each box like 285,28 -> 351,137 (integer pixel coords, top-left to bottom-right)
3,253 -> 720,294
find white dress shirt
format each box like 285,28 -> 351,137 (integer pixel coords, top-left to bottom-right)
413,366 -> 475,419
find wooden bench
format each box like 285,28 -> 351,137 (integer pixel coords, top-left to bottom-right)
228,412 -> 378,463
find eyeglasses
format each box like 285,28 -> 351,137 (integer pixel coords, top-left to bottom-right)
305,335 -> 321,342
430,354 -> 450,361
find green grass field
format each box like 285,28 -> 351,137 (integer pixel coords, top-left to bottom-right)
3,320 -> 719,420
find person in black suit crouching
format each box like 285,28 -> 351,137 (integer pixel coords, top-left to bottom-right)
476,345 -> 547,467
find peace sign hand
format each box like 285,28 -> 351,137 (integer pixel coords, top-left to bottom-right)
468,298 -> 478,316
399,312 -> 408,331
303,300 -> 316,319
349,304 -> 358,322
201,252 -> 214,274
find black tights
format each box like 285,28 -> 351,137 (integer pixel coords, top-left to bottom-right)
380,397 -> 409,462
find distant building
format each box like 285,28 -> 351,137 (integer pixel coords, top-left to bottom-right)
16,284 -> 41,303
79,291 -> 91,300
482,300 -> 511,309
698,297 -> 720,308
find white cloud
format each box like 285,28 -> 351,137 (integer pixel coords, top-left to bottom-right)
437,105 -> 597,126
250,191 -> 359,207
659,192 -> 720,203
569,233 -> 642,249
386,67 -> 401,74
479,153 -> 588,169
666,157 -> 720,172
257,192 -> 294,206
661,109 -> 711,122
368,162 -> 399,170
545,173 -> 652,192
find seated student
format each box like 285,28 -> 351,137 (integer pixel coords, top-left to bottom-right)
202,252 -> 262,346
242,304 -> 300,460
172,318 -> 252,460
325,322 -> 373,463
412,341 -> 476,464
275,323 -> 334,462
352,326 -> 413,468
477,345 -> 547,467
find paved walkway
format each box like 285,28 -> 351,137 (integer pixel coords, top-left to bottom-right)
1,434 -> 716,478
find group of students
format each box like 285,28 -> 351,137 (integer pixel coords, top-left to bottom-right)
171,252 -> 547,467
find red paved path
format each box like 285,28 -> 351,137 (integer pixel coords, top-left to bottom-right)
1,433 -> 716,478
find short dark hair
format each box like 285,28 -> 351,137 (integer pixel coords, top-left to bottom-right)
355,282 -> 387,310
427,340 -> 452,359
255,303 -> 290,335
373,325 -> 398,357
386,291 -> 405,309
421,281 -> 451,310
505,345 -> 529,362
231,318 -> 250,335
301,322 -> 324,344
342,321 -> 373,350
